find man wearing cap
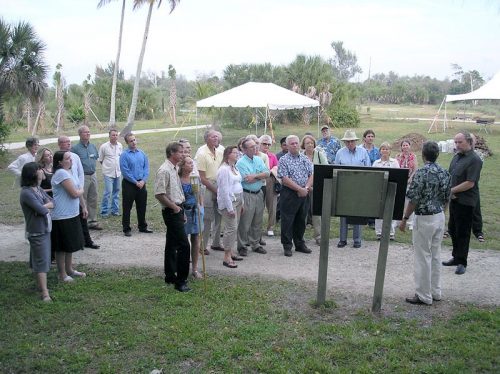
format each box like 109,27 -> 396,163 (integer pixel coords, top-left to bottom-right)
277,135 -> 313,257
317,126 -> 341,165
334,130 -> 371,248
71,126 -> 102,230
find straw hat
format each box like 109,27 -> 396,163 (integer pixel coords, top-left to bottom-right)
341,129 -> 359,141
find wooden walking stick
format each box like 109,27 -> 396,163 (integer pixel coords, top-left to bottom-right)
191,175 -> 207,291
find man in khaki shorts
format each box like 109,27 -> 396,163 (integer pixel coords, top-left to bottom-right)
195,130 -> 224,254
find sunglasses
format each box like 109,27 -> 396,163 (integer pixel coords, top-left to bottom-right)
261,143 -> 271,146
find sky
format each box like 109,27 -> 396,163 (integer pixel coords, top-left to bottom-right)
2,0 -> 500,86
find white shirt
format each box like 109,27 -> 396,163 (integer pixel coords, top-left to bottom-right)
8,152 -> 35,186
217,163 -> 243,213
372,157 -> 400,169
98,141 -> 123,178
69,152 -> 85,189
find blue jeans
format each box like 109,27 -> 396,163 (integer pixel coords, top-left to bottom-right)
101,175 -> 120,216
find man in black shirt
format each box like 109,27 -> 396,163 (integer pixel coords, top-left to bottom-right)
443,131 -> 482,275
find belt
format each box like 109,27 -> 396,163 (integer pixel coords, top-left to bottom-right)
84,172 -> 95,175
415,211 -> 442,216
243,189 -> 260,194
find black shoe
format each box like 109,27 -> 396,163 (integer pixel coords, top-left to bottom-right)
238,247 -> 248,257
252,246 -> 267,254
284,248 -> 292,257
259,238 -> 266,246
124,231 -> 132,237
84,242 -> 100,249
139,228 -> 153,233
455,264 -> 466,275
353,243 -> 361,249
165,277 -> 176,284
405,294 -> 429,305
295,246 -> 312,254
175,283 -> 191,292
337,241 -> 347,248
442,258 -> 459,266
211,246 -> 224,251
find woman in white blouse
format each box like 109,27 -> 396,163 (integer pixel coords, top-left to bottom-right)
217,146 -> 244,268
372,142 -> 400,239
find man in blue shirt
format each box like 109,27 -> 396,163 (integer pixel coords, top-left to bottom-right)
71,126 -> 101,230
361,129 -> 380,165
317,125 -> 341,164
236,138 -> 269,256
335,130 -> 371,248
119,133 -> 152,236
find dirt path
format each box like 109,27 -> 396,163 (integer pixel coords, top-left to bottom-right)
2,224 -> 498,307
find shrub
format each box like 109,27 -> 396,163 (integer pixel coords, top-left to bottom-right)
68,106 -> 85,124
327,102 -> 360,128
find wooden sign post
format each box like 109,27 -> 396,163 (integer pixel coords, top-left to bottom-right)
315,169 -> 397,313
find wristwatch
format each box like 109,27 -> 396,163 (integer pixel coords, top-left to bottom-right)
403,216 -> 410,220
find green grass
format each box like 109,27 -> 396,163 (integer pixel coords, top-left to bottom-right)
0,262 -> 498,372
2,103 -> 498,249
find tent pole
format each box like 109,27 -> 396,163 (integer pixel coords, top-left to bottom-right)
264,106 -> 269,134
317,106 -> 320,138
255,109 -> 258,135
195,107 -> 198,144
428,96 -> 445,133
444,101 -> 448,132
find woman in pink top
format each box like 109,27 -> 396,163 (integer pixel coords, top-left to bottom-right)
396,139 -> 418,230
259,134 -> 279,236
396,140 -> 418,183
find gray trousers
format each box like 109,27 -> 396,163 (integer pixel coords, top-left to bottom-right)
202,188 -> 221,249
339,217 -> 362,245
412,212 -> 445,304
84,173 -> 98,223
237,190 -> 264,250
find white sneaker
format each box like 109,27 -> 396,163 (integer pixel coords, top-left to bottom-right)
267,230 -> 274,236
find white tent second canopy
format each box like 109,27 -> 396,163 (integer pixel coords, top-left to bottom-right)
446,72 -> 500,102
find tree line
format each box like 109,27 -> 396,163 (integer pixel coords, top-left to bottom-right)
0,7 -> 489,145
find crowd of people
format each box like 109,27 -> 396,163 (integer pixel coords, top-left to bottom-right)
8,125 -> 483,301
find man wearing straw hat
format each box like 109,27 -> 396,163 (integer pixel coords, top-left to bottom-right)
334,129 -> 371,248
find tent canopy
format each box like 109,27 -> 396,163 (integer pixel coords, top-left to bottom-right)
196,82 -> 320,110
446,72 -> 500,102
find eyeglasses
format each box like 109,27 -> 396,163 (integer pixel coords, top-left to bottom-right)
261,143 -> 271,146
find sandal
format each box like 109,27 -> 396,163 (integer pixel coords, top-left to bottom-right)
192,270 -> 203,279
68,270 -> 86,278
223,261 -> 237,269
231,255 -> 243,261
60,275 -> 74,283
41,295 -> 52,302
477,235 -> 485,243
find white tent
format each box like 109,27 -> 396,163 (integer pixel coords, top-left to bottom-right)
195,82 -> 320,142
446,72 -> 500,102
429,72 -> 500,133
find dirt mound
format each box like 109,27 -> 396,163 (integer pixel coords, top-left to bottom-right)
473,134 -> 493,158
392,133 -> 427,152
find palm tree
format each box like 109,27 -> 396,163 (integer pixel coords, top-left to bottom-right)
121,0 -> 180,136
0,18 -> 47,123
97,0 -> 126,128
53,63 -> 65,133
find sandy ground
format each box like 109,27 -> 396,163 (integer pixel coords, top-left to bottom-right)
1,224 -> 498,307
